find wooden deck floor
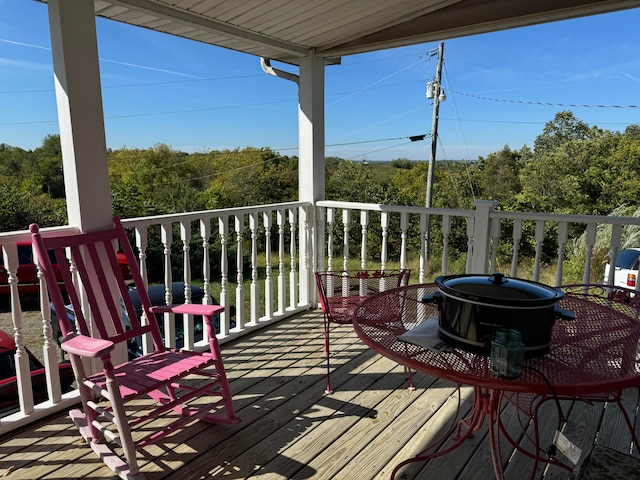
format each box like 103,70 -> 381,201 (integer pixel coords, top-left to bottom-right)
1,309 -> 639,480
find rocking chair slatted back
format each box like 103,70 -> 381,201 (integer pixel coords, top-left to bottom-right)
45,219 -> 162,350
30,216 -> 239,480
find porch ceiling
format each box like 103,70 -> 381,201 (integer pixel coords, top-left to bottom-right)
38,0 -> 639,65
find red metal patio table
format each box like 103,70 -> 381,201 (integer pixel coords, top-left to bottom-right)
352,283 -> 640,479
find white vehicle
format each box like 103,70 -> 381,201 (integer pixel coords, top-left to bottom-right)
604,248 -> 640,289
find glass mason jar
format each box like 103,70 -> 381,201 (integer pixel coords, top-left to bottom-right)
490,328 -> 524,379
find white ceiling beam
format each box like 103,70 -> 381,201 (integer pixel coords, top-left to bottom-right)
107,0 -> 309,58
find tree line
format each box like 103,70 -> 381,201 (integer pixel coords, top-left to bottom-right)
2,110 -> 639,278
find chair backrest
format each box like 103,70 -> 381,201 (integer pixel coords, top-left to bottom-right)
315,269 -> 411,313
30,216 -> 165,352
560,283 -> 640,317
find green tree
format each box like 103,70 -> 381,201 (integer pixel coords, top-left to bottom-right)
389,158 -> 413,169
476,145 -> 523,204
533,110 -> 592,157
32,134 -> 65,198
203,147 -> 296,209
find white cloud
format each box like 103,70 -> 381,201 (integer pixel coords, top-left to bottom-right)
0,57 -> 50,71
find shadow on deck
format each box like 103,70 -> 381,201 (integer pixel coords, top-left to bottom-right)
0,310 -> 639,479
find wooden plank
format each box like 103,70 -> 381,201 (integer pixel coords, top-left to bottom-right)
433,393 -> 526,480
1,310 -> 640,480
157,321 -> 384,478
596,388 -> 639,456
502,399 -> 574,479
226,352 -> 422,479
382,386 -> 475,480
332,379 -> 464,479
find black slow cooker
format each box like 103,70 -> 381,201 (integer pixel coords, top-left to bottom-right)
422,273 -> 575,357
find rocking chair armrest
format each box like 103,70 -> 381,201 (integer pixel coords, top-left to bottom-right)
150,303 -> 225,318
61,332 -> 115,358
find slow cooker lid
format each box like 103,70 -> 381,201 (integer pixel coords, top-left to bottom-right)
435,273 -> 563,307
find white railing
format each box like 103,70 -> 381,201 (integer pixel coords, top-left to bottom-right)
315,200 -> 476,281
119,202 -> 313,350
315,199 -> 640,287
2,199 -> 640,433
0,202 -> 313,434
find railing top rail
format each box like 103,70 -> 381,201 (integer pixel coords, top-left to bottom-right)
0,203 -> 311,242
0,225 -> 79,244
490,210 -> 640,225
316,200 -> 474,217
120,201 -> 311,228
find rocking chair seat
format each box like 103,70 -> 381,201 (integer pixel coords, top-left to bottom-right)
84,349 -> 216,398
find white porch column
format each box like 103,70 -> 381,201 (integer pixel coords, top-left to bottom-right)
47,0 -> 112,232
298,52 -> 325,204
470,200 -> 498,274
297,52 -> 325,300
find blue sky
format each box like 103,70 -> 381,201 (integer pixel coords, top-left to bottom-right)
1,1 -> 639,161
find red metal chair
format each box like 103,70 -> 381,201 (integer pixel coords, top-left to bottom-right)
315,269 -> 411,393
30,217 -> 239,480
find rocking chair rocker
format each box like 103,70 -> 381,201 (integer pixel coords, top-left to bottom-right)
30,216 -> 239,479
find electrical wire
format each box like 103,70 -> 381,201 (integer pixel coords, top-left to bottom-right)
452,90 -> 640,109
436,61 -> 477,203
344,140 -> 415,161
521,365 -> 566,429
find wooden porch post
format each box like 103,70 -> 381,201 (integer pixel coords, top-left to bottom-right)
470,200 -> 498,274
298,51 -> 325,205
298,52 -> 325,302
47,0 -> 113,232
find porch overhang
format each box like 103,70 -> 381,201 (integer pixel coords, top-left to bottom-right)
37,0 -> 640,66
36,0 -> 638,231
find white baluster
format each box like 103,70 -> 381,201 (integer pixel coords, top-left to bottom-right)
342,209 -> 351,271
360,210 -> 369,270
263,211 -> 273,319
4,244 -> 34,413
199,219 -> 212,305
326,207 -> 334,272
582,222 -> 597,285
135,226 -> 151,353
555,222 -> 569,286
381,212 -> 389,272
249,212 -> 260,326
218,216 -> 230,336
277,209 -> 286,315
510,219 -> 522,278
36,247 -> 62,402
442,215 -> 451,274
289,208 -> 298,308
180,221 -> 194,349
234,215 -> 245,330
400,212 -> 408,271
419,213 -> 427,283
160,223 -> 175,347
533,220 -> 545,281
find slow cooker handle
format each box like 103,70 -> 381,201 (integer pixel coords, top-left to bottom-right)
554,305 -> 575,321
421,292 -> 443,305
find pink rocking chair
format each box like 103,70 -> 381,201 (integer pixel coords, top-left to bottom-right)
30,217 -> 239,479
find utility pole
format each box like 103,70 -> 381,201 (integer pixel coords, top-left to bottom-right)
424,42 -> 445,257
425,42 -> 445,209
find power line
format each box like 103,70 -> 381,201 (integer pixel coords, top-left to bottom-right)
345,140 -> 416,160
0,74 -> 265,94
452,90 -> 640,109
276,134 -> 428,152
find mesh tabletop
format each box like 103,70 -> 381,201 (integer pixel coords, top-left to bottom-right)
352,283 -> 640,396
